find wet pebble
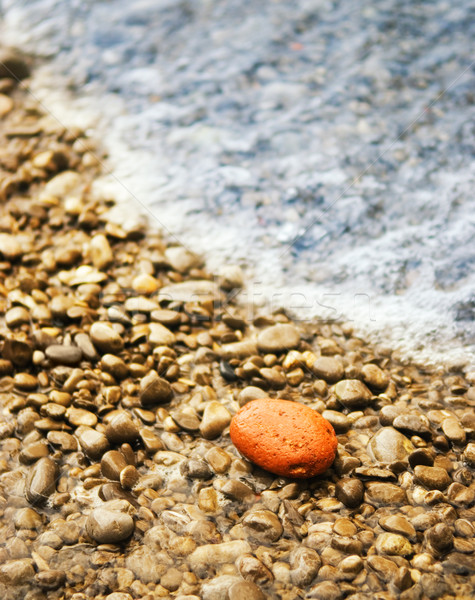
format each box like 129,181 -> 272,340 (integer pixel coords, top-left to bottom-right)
311,356 -> 344,383
200,401 -> 231,439
86,507 -> 135,544
140,370 -> 173,405
256,324 -> 300,354
230,398 -> 337,478
25,456 -> 59,505
413,465 -> 451,490
90,322 -> 124,354
367,427 -> 414,463
334,379 -> 372,409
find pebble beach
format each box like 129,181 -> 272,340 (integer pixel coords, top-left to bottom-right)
1,51 -> 475,600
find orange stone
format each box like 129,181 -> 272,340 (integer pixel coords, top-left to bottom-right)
230,398 -> 338,478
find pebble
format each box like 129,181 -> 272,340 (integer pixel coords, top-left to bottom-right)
364,482 -> 407,506
230,398 -> 337,478
218,264 -> 244,291
105,411 -> 139,444
189,541 -> 251,572
256,323 -> 300,353
379,515 -> 416,541
441,417 -> 466,444
86,507 -> 134,544
101,450 -> 128,481
321,410 -> 351,433
140,370 -> 173,405
242,509 -> 283,543
289,547 -> 321,586
25,457 -> 59,505
5,306 -> 30,328
148,322 -> 176,346
375,532 -> 413,556
0,233 -> 23,260
413,465 -> 451,490
392,413 -> 431,438
463,442 -> 475,466
76,426 -> 110,459
45,344 -> 83,365
335,478 -> 364,507
199,401 -> 231,439
132,273 -> 160,294
101,354 -> 129,380
310,356 -> 344,383
165,246 -> 201,273
361,363 -> 389,390
426,523 -> 453,553
89,322 -> 124,354
334,379 -> 373,408
90,233 -> 113,270
0,559 -> 35,585
228,581 -> 266,600
367,427 -> 414,463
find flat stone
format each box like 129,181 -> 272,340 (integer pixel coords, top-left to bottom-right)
229,581 -> 266,600
364,482 -> 407,506
67,407 -> 97,427
0,559 -> 35,585
189,541 -> 251,572
379,515 -> 417,542
86,507 -> 134,544
257,324 -> 300,354
158,280 -> 222,304
321,410 -> 351,433
230,398 -> 337,478
150,309 -> 182,326
414,465 -> 451,490
442,417 -> 466,444
47,431 -> 78,452
334,379 -> 373,409
392,413 -> 431,438
367,427 -> 414,463
25,457 -> 59,505
221,340 -> 258,360
45,344 -> 82,365
132,273 -> 160,294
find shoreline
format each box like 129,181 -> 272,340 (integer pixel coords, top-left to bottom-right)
1,51 -> 475,599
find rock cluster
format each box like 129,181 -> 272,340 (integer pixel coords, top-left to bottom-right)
1,49 -> 475,600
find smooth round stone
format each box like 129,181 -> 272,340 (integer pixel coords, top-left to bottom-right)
14,373 -> 37,390
101,354 -> 129,380
35,570 -> 66,591
148,322 -> 175,346
180,458 -> 213,480
441,417 -> 466,444
230,398 -> 338,478
105,412 -> 139,444
45,344 -> 82,366
67,407 -> 97,427
334,379 -> 373,409
89,322 -> 124,354
361,363 -> 389,390
257,324 -> 300,354
311,357 -> 344,383
426,523 -> 453,552
242,510 -> 283,543
76,426 -> 110,459
86,507 -> 134,544
414,465 -> 451,490
375,532 -> 413,556
0,559 -> 35,585
132,273 -> 160,294
289,547 -> 321,586
392,413 -> 431,438
238,386 -> 268,407
0,233 -> 22,260
101,450 -> 128,481
140,370 -> 173,405
5,307 -> 30,328
199,401 -> 232,439
14,507 -> 43,530
322,410 -> 351,434
90,233 -> 113,270
367,427 -> 414,463
120,465 -> 139,490
25,457 -> 59,505
335,478 -> 364,508
74,332 -> 99,361
2,338 -> 32,367
463,443 -> 475,466
229,581 -> 266,600
150,309 -> 181,326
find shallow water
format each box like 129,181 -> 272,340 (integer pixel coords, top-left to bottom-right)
1,0 -> 475,366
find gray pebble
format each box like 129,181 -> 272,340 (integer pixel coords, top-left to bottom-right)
364,482 -> 407,506
242,509 -> 283,543
45,344 -> 82,365
311,356 -> 344,383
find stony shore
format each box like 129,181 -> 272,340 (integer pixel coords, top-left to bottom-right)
1,51 -> 475,600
